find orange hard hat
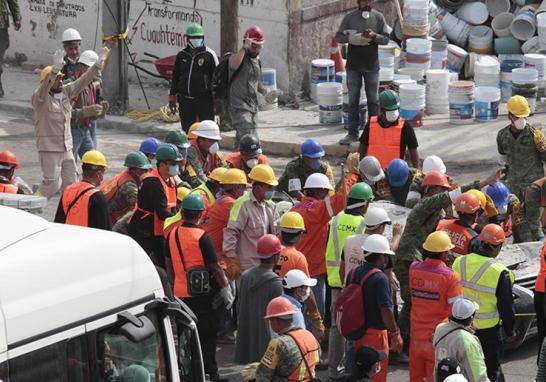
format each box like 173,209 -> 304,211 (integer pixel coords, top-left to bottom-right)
454,192 -> 481,214
264,296 -> 297,319
479,223 -> 505,246
257,234 -> 283,258
422,170 -> 450,188
0,150 -> 19,168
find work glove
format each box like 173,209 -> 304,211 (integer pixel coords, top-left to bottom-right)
241,362 -> 260,381
346,152 -> 360,174
96,46 -> 110,68
484,193 -> 498,218
389,329 -> 403,354
448,187 -> 461,203
81,104 -> 104,118
52,49 -> 65,72
264,89 -> 283,104
308,310 -> 325,340
219,286 -> 235,310
225,257 -> 241,281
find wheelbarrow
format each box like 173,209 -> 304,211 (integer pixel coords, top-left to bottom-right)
128,52 -> 176,81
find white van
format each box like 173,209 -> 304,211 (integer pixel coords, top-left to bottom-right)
0,205 -> 205,382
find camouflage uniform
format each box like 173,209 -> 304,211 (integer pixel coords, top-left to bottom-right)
395,181 -> 480,340
406,174 -> 458,208
0,0 -> 20,95
522,180 -> 546,241
106,181 -> 138,224
497,124 -> 546,200
277,157 -> 335,195
183,146 -> 225,188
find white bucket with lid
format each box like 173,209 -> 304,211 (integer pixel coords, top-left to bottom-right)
311,59 -> 335,102
492,13 -> 515,37
475,86 -> 501,121
400,83 -> 426,126
511,4 -> 539,41
317,82 -> 343,124
447,44 -> 468,73
455,2 -> 489,25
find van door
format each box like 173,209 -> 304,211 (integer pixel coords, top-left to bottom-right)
0,306 -> 7,380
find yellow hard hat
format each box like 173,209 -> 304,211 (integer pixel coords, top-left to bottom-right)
422,231 -> 455,253
467,189 -> 486,210
39,65 -> 63,82
209,167 -> 228,182
507,95 -> 530,118
188,122 -> 200,139
177,186 -> 191,201
249,164 -> 278,186
221,168 -> 248,185
280,211 -> 306,232
81,150 -> 108,169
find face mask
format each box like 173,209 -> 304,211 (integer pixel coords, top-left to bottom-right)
189,38 -> 204,49
246,158 -> 259,168
168,165 -> 179,176
385,109 -> 399,123
264,190 -> 274,200
513,118 -> 527,131
362,10 -> 370,18
310,159 -> 322,171
299,287 -> 311,302
53,92 -> 63,100
209,142 -> 219,154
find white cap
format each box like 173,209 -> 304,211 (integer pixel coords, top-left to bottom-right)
362,234 -> 394,256
78,50 -> 98,66
283,269 -> 317,288
303,173 -> 333,190
451,298 -> 479,320
423,155 -> 446,175
62,28 -> 82,42
444,375 -> 468,382
359,156 -> 385,183
364,207 -> 391,228
193,120 -> 222,141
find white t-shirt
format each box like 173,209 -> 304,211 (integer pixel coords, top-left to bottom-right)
342,233 -> 369,283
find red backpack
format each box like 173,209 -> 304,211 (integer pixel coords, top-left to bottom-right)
334,267 -> 381,340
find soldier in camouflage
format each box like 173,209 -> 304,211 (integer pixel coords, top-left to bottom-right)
0,0 -> 21,97
522,177 -> 546,241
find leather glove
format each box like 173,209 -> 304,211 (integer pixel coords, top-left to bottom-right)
484,193 -> 498,218
346,152 -> 360,174
241,362 -> 260,381
81,104 -> 104,118
308,310 -> 325,340
219,286 -> 235,310
389,329 -> 403,353
52,49 -> 65,72
225,257 -> 241,281
96,46 -> 110,68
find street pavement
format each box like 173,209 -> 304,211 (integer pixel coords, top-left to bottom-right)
0,109 -> 540,381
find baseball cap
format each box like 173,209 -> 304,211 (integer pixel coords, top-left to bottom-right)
436,358 -> 462,381
451,298 -> 479,320
283,269 -> 317,289
355,346 -> 386,370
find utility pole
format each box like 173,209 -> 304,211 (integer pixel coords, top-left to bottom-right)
220,0 -> 239,55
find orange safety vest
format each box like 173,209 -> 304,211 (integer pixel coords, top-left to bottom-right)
225,152 -> 268,174
100,170 -> 137,225
436,219 -> 478,256
129,168 -> 177,236
536,242 -> 546,293
0,182 -> 17,194
168,226 -> 205,298
61,181 -> 99,227
190,139 -> 220,176
367,116 -> 404,169
286,329 -> 321,382
525,177 -> 546,207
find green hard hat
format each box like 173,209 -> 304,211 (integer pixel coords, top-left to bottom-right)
379,89 -> 400,111
348,182 -> 374,201
186,23 -> 204,37
156,143 -> 182,162
124,151 -> 153,169
166,130 -> 190,149
182,193 -> 205,212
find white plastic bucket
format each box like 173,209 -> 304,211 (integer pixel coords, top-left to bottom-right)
261,68 -> 277,87
538,14 -> 546,50
486,0 -> 510,17
511,4 -> 539,41
449,80 -> 475,124
426,69 -> 450,114
474,57 -> 501,88
522,36 -> 540,54
317,82 -> 342,124
475,86 -> 501,121
400,83 -> 426,126
311,59 -> 335,102
468,26 -> 494,54
447,44 -> 468,73
455,2 -> 489,25
406,38 -> 433,54
512,67 -> 539,84
492,13 -> 515,37
438,10 -> 471,47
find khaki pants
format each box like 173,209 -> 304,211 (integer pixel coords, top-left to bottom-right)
38,150 -> 77,198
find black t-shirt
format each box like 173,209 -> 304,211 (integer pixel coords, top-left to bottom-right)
54,186 -> 111,231
359,117 -> 419,158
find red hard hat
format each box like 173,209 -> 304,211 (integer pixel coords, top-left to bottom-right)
264,296 -> 297,319
454,192 -> 481,214
257,234 -> 283,258
0,150 -> 19,169
244,25 -> 265,44
478,223 -> 505,246
422,170 -> 450,188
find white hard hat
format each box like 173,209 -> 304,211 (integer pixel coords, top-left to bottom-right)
364,207 -> 392,228
193,120 -> 222,141
62,28 -> 82,42
359,156 -> 385,183
362,234 -> 394,256
78,50 -> 98,67
451,298 -> 479,320
444,375 -> 469,382
283,269 -> 317,289
423,155 -> 446,175
303,173 -> 333,190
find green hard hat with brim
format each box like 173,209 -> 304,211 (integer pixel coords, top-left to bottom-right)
349,182 -> 374,201
182,193 -> 205,212
186,23 -> 204,37
166,130 -> 190,149
379,89 -> 400,111
124,151 -> 153,169
156,143 -> 182,162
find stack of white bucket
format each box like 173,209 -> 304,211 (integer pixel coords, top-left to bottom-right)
474,57 -> 500,87
379,45 -> 396,84
512,68 -> 539,113
500,58 -> 523,102
431,40 -> 448,70
524,53 -> 546,97
400,83 -> 426,126
406,38 -> 432,70
426,69 -> 450,114
403,0 -> 430,38
259,68 -> 278,111
311,59 -> 335,103
475,86 -> 501,121
448,80 -> 475,124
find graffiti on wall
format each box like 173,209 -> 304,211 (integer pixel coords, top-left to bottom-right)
27,0 -> 90,39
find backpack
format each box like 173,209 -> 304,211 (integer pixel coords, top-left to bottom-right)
334,267 -> 381,340
211,53 -> 261,100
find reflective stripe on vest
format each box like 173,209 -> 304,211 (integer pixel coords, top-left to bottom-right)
326,211 -> 366,288
61,182 -> 99,227
168,226 -> 205,298
535,242 -> 546,292
287,329 -> 321,382
367,116 -> 404,169
192,183 -> 216,207
436,219 -> 477,255
100,170 -> 136,225
0,182 -> 18,194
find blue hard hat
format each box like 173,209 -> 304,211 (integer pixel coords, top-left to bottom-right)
486,182 -> 510,208
139,137 -> 161,156
386,159 -> 410,188
301,139 -> 325,159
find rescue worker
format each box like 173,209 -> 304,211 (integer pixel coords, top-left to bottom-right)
281,269 -> 318,331
54,150 -> 110,230
352,234 -> 403,382
165,193 -> 232,382
437,192 -> 481,256
409,231 -> 462,382
534,240 -> 546,362
235,234 -> 283,364
225,134 -> 268,178
0,0 -> 21,97
497,95 -> 546,200
186,120 -> 224,188
60,28 -> 81,80
278,138 -> 335,199
358,89 -> 419,168
0,150 -> 31,194
376,158 -> 420,205
165,129 -> 191,161
100,151 -> 152,226
32,47 -> 108,198
433,298 -> 489,382
452,224 -> 516,382
523,176 -> 546,241
352,347 -> 386,382
256,296 -> 321,382
128,143 -> 180,268
223,164 -> 279,280
163,186 -> 192,238
406,155 -> 455,208
486,181 -> 530,243
191,167 -> 227,222
325,182 -> 374,380
278,211 -> 310,278
359,155 -> 385,187
139,137 -> 161,164
169,23 -> 218,132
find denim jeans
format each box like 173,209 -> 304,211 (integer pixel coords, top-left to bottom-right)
347,69 -> 380,137
71,126 -> 94,160
88,120 -> 97,149
311,273 -> 327,318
